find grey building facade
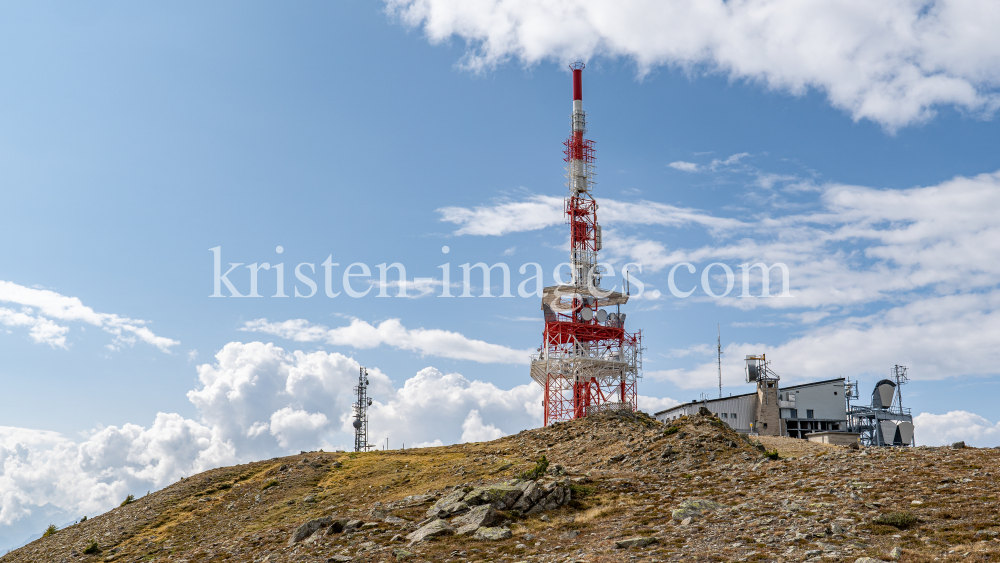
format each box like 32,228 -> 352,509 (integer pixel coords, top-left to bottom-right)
653,378 -> 847,438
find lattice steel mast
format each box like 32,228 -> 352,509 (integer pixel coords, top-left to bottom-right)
529,63 -> 643,426
352,367 -> 372,452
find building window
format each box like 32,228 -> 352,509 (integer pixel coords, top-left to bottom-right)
790,409 -> 798,419
721,413 -> 728,418
731,413 -> 737,419
763,423 -> 768,429
834,391 -> 838,395
806,409 -> 814,419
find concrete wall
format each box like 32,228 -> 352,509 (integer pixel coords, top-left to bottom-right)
784,380 -> 846,421
806,432 -> 859,446
756,380 -> 781,436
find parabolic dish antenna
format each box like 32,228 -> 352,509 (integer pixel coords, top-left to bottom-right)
596,309 -> 608,323
580,307 -> 594,321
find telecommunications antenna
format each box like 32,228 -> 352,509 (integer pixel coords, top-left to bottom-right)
352,367 -> 373,452
745,355 -> 760,382
717,324 -> 723,399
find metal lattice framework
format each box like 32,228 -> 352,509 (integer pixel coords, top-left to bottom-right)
530,63 -> 642,426
846,365 -> 914,447
352,367 -> 373,452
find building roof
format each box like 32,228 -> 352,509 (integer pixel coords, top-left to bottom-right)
652,377 -> 845,417
783,377 -> 846,391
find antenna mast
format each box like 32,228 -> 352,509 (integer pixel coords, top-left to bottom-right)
528,63 -> 643,426
717,324 -> 723,399
892,364 -> 909,411
352,367 -> 373,452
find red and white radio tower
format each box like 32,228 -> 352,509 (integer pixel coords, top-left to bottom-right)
529,63 -> 643,426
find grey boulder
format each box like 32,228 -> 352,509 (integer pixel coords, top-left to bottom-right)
527,486 -> 570,514
615,537 -> 658,549
511,481 -> 544,512
473,526 -> 513,541
425,489 -> 471,518
463,485 -> 523,510
288,516 -> 332,545
405,519 -> 455,544
671,499 -> 724,521
452,505 -> 501,535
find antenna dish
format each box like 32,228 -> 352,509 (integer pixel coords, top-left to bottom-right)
745,355 -> 759,382
580,307 -> 594,321
596,309 -> 608,323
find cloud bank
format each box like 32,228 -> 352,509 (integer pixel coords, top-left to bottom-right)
440,167 -> 1000,387
914,410 -> 1000,447
0,280 -> 179,352
241,317 -> 534,364
387,0 -> 1000,129
0,341 -> 542,547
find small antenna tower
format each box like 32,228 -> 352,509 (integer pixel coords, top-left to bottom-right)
717,324 -> 723,399
352,367 -> 373,452
892,365 -> 909,411
845,377 -> 858,411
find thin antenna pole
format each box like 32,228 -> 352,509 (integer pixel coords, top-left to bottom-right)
717,324 -> 723,399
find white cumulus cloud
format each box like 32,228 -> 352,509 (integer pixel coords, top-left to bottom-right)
438,195 -> 564,236
241,317 -> 534,364
367,366 -> 542,447
460,410 -> 508,443
0,341 -> 548,548
386,0 -> 1000,130
637,394 -> 681,414
669,161 -> 700,172
914,410 -> 1000,447
269,408 -> 330,450
0,280 -> 179,352
439,197 -> 742,237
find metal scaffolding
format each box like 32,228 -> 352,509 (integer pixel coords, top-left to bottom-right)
846,365 -> 915,447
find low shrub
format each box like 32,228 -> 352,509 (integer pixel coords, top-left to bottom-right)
874,511 -> 917,529
664,426 -> 680,435
42,524 -> 58,537
83,541 -> 101,554
518,456 -> 549,480
763,450 -> 780,460
262,479 -> 279,490
120,494 -> 135,507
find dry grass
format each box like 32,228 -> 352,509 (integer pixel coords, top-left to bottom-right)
755,434 -> 841,457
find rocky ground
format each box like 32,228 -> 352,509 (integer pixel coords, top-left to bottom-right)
5,409 -> 1000,563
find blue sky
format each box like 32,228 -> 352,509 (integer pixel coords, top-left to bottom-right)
2,0 -> 1000,545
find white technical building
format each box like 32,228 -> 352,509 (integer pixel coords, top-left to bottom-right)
654,378 -> 848,438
